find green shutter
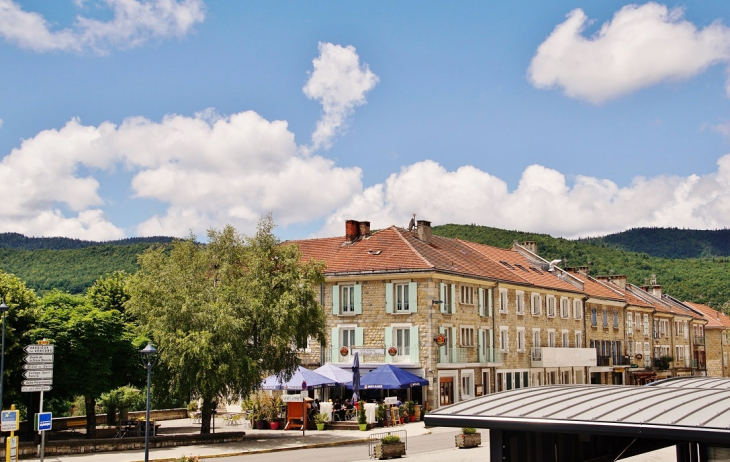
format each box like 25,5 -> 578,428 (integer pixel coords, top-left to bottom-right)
440,283 -> 447,313
408,282 -> 418,313
478,288 -> 484,317
331,326 -> 339,361
385,283 -> 394,313
354,283 -> 362,315
355,327 -> 364,346
332,285 -> 340,315
385,328 -> 393,364
487,288 -> 493,317
410,325 -> 419,362
489,329 -> 494,362
450,284 -> 456,313
438,326 -> 445,362
478,328 -> 485,362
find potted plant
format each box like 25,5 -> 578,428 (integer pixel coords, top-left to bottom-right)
358,400 -> 367,431
398,404 -> 408,424
375,434 -> 406,459
243,392 -> 269,429
376,404 -> 387,427
314,412 -> 328,431
455,427 -> 481,448
406,401 -> 416,422
266,395 -> 283,430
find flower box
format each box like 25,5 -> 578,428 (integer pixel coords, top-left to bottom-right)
455,432 -> 481,448
374,441 -> 406,459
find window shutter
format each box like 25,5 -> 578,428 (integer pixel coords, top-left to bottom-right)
385,283 -> 393,313
385,328 -> 393,364
489,329 -> 494,362
331,327 -> 339,357
450,284 -> 456,312
332,285 -> 340,315
410,326 -> 419,362
440,283 -> 447,314
355,327 -> 364,347
478,288 -> 484,317
408,282 -> 418,313
438,327 -> 445,362
451,326 -> 457,353
487,288 -> 493,317
354,284 -> 362,315
478,328 -> 485,362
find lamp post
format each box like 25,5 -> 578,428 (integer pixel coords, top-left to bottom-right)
0,301 -> 8,412
140,343 -> 158,462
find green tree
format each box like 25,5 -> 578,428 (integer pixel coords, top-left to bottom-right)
127,218 -> 326,434
32,294 -> 142,438
86,271 -> 132,319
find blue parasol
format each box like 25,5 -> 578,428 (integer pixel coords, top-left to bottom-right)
260,366 -> 339,390
351,352 -> 361,402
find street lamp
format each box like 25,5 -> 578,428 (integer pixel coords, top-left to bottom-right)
0,300 -> 8,412
140,343 -> 158,462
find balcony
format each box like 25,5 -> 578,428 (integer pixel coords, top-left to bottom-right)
324,346 -> 418,365
531,347 -> 596,368
596,355 -> 631,367
439,347 -> 468,364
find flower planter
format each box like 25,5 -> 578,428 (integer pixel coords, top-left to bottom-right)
255,420 -> 268,430
316,423 -> 325,431
374,442 -> 406,459
408,416 -> 416,422
359,423 -> 368,431
455,433 -> 481,448
270,421 -> 280,430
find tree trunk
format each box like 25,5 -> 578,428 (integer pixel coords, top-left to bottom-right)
106,405 -> 117,426
85,396 -> 97,439
200,397 -> 214,434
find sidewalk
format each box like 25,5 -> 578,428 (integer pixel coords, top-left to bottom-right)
28,419 -> 430,462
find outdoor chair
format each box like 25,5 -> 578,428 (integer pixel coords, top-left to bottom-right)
345,409 -> 356,421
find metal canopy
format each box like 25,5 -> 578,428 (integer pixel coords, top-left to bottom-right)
425,382 -> 730,444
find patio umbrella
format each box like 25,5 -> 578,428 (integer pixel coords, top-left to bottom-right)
260,366 -> 339,390
354,364 -> 429,390
313,364 -> 353,384
351,352 -> 361,402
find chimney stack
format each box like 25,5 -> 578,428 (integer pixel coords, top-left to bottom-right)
359,221 -> 371,238
522,241 -> 538,254
578,266 -> 589,276
345,220 -> 360,243
597,275 -> 627,289
416,220 -> 432,244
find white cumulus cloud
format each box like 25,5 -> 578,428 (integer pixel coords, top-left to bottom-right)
528,3 -> 730,104
303,42 -> 379,152
318,156 -> 730,239
0,0 -> 205,53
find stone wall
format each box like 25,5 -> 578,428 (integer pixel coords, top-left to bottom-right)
705,329 -> 724,377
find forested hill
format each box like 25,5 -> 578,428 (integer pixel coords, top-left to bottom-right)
432,224 -> 730,310
0,232 -> 174,250
577,228 -> 730,259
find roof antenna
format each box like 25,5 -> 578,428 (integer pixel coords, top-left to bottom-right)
408,214 -> 416,231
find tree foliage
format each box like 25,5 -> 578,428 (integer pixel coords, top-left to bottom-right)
126,218 -> 326,434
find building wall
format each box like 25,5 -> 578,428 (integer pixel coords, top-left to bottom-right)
705,329 -> 724,377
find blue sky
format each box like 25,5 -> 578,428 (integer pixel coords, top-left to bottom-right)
1,1 -> 730,241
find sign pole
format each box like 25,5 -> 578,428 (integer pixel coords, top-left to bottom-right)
38,390 -> 44,462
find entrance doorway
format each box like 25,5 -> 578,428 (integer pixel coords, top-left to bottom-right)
439,377 -> 454,406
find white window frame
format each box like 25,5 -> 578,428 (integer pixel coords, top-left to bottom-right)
575,330 -> 582,348
561,330 -> 570,348
460,326 -> 475,347
341,285 -> 356,314
547,329 -> 556,348
516,291 -> 525,315
499,326 -> 509,352
627,312 -> 633,335
532,328 -> 540,348
340,324 -> 358,347
531,293 -> 541,316
395,283 -> 411,312
573,299 -> 583,319
546,296 -> 556,318
643,314 -> 649,336
560,297 -> 570,319
460,285 -> 474,305
461,369 -> 475,400
499,289 -> 509,314
517,327 -> 525,352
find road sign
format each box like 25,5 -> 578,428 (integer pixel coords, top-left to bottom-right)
1,411 -> 18,432
22,380 -> 53,386
35,412 -> 52,432
23,370 -> 53,379
23,355 -> 53,364
6,435 -> 17,462
21,385 -> 52,393
24,345 -> 54,355
22,364 -> 53,370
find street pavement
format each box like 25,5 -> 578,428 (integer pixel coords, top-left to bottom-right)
25,418 -> 676,462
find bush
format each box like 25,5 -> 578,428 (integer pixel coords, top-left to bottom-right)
376,404 -> 387,422
314,412 -> 328,424
174,456 -> 200,462
358,400 -> 366,425
381,435 -> 401,444
187,401 -> 199,412
462,427 -> 477,435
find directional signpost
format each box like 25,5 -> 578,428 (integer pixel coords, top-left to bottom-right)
21,342 -> 53,462
2,409 -> 18,462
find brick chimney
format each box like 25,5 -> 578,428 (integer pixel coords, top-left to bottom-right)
597,275 -> 627,289
651,285 -> 662,298
578,266 -> 589,276
416,220 -> 432,244
345,220 -> 360,243
522,241 -> 537,254
359,221 -> 371,238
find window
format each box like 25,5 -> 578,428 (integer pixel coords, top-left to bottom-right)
548,330 -> 555,347
635,314 -> 641,332
602,308 -> 608,327
532,329 -> 540,348
517,327 -> 525,352
499,289 -> 508,314
627,313 -> 633,335
460,327 -> 475,347
561,330 -> 569,348
684,321 -> 689,339
460,285 -> 474,305
440,283 -> 454,314
573,299 -> 583,319
395,283 -> 410,312
500,327 -> 509,352
531,293 -> 541,316
560,297 -> 569,319
461,371 -> 474,399
516,291 -> 525,315
394,327 -> 410,356
546,296 -> 556,317
591,307 -> 597,326
643,314 -> 649,336
387,282 -> 417,314
341,285 -> 355,313
613,309 -> 619,328
575,331 -> 582,348
341,328 -> 356,347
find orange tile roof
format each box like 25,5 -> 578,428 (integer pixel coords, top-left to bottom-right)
684,302 -> 730,328
573,274 -> 625,302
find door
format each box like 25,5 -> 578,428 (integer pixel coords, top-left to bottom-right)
439,377 -> 454,406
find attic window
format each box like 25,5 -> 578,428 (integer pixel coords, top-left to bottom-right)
514,264 -> 530,273
367,250 -> 382,255
499,261 -> 515,270
530,266 -> 544,275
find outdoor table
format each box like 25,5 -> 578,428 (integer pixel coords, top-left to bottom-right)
319,402 -> 333,421
364,403 -> 377,424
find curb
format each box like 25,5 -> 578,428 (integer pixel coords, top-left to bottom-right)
139,437 -> 372,462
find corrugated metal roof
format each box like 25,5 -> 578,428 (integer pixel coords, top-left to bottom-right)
425,382 -> 730,443
648,376 -> 730,390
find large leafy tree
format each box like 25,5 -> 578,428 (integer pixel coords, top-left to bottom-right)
32,291 -> 142,438
127,217 -> 326,433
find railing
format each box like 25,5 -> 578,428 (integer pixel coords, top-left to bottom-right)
439,347 -> 468,364
324,346 -> 418,364
693,336 -> 705,346
532,347 -> 596,367
479,346 -> 503,364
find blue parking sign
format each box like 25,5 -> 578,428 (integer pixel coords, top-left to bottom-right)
36,412 -> 52,432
